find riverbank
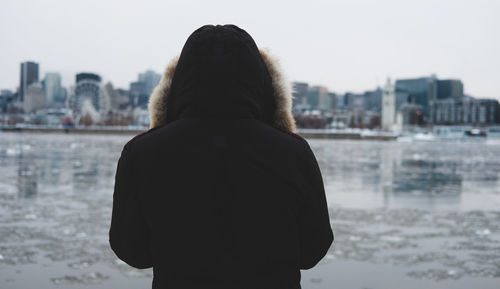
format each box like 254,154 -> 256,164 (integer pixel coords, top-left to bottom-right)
0,125 -> 399,140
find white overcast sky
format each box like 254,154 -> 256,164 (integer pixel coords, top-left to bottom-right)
1,0 -> 499,100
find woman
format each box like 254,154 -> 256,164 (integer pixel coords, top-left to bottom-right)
110,24 -> 333,289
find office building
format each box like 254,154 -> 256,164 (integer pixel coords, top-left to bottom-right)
437,79 -> 463,99
328,92 -> 337,111
292,82 -> 309,110
19,61 -> 39,102
431,97 -> 499,125
115,88 -> 130,109
43,73 -> 63,106
345,92 -> 365,110
0,90 -> 13,112
363,88 -> 382,112
334,94 -> 346,110
23,83 -> 45,113
103,82 -> 118,110
395,76 -> 437,120
306,86 -> 331,110
129,81 -> 148,107
138,70 -> 161,96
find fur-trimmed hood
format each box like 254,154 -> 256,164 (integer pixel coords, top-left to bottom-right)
148,25 -> 296,132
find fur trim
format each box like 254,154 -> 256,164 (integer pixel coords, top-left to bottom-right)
148,51 -> 296,132
148,57 -> 178,129
258,49 -> 296,132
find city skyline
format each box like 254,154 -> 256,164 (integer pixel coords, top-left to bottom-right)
1,0 -> 499,101
1,60 -> 498,129
0,60 -> 494,103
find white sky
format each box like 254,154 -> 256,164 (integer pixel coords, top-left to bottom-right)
1,0 -> 499,100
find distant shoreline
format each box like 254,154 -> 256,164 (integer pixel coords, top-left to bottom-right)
0,126 -> 144,135
0,126 -> 398,140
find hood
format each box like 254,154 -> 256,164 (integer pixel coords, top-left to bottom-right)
148,25 -> 296,132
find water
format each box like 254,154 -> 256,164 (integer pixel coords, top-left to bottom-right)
0,132 -> 499,289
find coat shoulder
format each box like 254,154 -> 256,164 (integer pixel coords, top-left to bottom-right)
280,129 -> 305,142
271,126 -> 308,147
124,126 -> 163,149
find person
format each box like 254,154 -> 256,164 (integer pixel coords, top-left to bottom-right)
109,24 -> 333,289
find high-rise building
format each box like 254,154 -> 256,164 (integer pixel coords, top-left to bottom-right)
328,92 -> 337,110
23,83 -> 45,113
19,61 -> 39,102
138,70 -> 161,96
382,78 -> 395,131
0,90 -> 13,112
42,73 -> 62,106
395,76 -> 437,120
335,94 -> 347,110
306,86 -> 330,110
129,81 -> 148,107
103,82 -> 118,110
58,87 -> 68,104
71,73 -> 102,112
363,87 -> 383,112
292,82 -> 309,110
436,79 -> 464,99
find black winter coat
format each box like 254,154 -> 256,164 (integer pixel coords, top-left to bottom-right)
110,25 -> 333,289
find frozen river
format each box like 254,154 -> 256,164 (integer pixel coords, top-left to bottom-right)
0,132 -> 499,289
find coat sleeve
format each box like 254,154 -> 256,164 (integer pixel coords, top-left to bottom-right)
109,143 -> 153,269
298,142 -> 334,270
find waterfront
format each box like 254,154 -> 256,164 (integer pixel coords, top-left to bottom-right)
0,132 -> 499,288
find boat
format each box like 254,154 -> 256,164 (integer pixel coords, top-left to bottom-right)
465,128 -> 487,137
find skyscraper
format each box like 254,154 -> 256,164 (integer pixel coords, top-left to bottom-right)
103,82 -> 119,110
291,82 -> 308,110
138,70 -> 161,96
19,61 -> 39,102
436,79 -> 464,99
395,76 -> 437,120
43,73 -> 62,106
129,81 -> 148,107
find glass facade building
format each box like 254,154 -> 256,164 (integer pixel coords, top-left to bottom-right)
138,70 -> 161,96
431,97 -> 500,125
43,73 -> 63,105
292,82 -> 308,109
395,76 -> 437,121
129,81 -> 148,107
19,62 -> 39,102
437,79 -> 464,99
